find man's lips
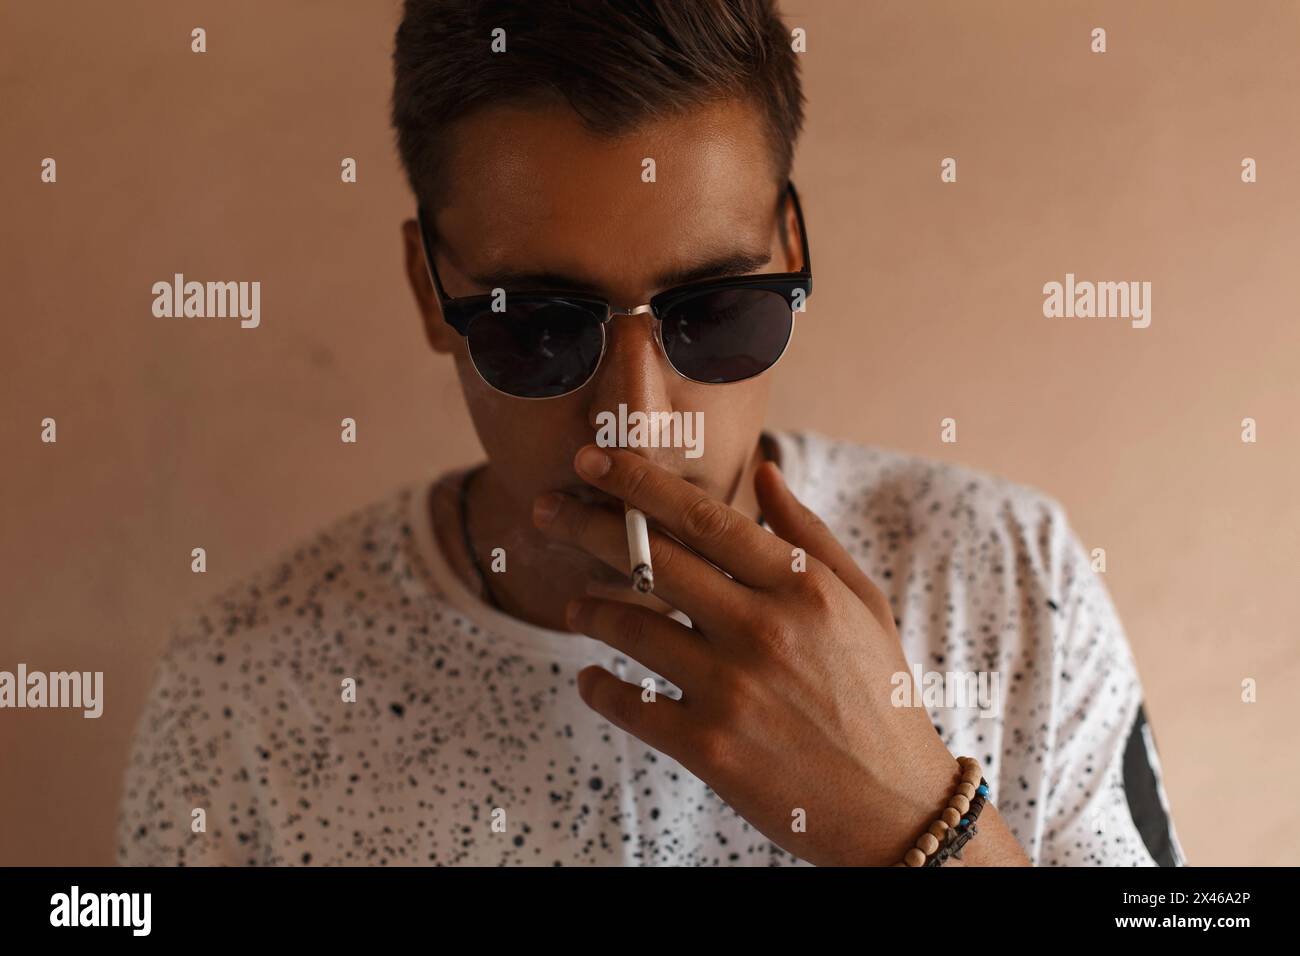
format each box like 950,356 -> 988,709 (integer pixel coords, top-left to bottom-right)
556,472 -> 709,509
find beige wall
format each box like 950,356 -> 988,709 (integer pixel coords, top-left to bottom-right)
2,0 -> 1297,865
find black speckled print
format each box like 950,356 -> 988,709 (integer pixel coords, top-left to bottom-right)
116,430 -> 1179,866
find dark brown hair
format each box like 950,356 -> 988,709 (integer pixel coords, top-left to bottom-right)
391,0 -> 806,214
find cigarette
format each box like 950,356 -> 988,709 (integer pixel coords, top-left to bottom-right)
624,505 -> 654,593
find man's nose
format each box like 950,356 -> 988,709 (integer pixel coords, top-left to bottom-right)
585,311 -> 676,438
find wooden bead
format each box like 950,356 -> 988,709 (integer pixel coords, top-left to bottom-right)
962,765 -> 982,785
915,832 -> 939,855
941,808 -> 961,828
957,756 -> 978,771
948,794 -> 970,814
928,820 -> 949,840
904,848 -> 926,867
957,782 -> 976,799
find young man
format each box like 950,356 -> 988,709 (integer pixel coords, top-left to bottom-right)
118,0 -> 1183,866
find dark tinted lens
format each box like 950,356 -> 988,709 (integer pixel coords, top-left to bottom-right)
659,289 -> 793,384
466,301 -> 603,398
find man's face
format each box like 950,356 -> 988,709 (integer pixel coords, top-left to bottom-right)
402,97 -> 801,518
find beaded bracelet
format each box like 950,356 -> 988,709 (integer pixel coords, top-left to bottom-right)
894,756 -> 991,867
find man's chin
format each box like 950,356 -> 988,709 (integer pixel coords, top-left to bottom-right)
536,537 -> 625,581
561,483 -> 622,508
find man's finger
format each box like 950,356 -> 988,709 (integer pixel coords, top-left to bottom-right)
566,598 -> 710,696
572,445 -> 788,588
576,665 -> 695,759
534,491 -> 745,636
753,460 -> 896,631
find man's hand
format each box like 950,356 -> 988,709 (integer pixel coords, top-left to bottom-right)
531,444 -> 1023,866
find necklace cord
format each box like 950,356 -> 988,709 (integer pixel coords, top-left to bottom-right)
458,464 -> 501,610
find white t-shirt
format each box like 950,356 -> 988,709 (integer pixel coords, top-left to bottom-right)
117,430 -> 1185,866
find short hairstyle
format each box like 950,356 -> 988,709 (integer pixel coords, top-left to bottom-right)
391,0 -> 806,215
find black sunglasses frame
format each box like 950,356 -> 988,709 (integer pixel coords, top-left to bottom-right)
415,180 -> 813,392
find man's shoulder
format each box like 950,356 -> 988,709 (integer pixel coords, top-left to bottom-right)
120,481 -> 438,865
775,428 -> 1094,636
162,481 -> 428,665
780,429 -> 1074,551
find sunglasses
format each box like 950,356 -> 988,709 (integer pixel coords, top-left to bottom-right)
416,181 -> 812,399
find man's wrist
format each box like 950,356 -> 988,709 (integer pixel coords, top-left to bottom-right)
835,753 -> 963,866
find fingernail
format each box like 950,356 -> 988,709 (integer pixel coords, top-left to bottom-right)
565,599 -> 585,629
533,493 -> 563,527
576,446 -> 611,478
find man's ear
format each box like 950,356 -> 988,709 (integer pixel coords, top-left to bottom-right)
780,195 -> 804,273
401,218 -> 457,354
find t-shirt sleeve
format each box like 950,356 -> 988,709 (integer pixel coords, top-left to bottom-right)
1036,517 -> 1186,866
116,635 -> 246,867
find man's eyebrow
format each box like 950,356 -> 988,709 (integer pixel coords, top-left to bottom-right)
465,249 -> 774,296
